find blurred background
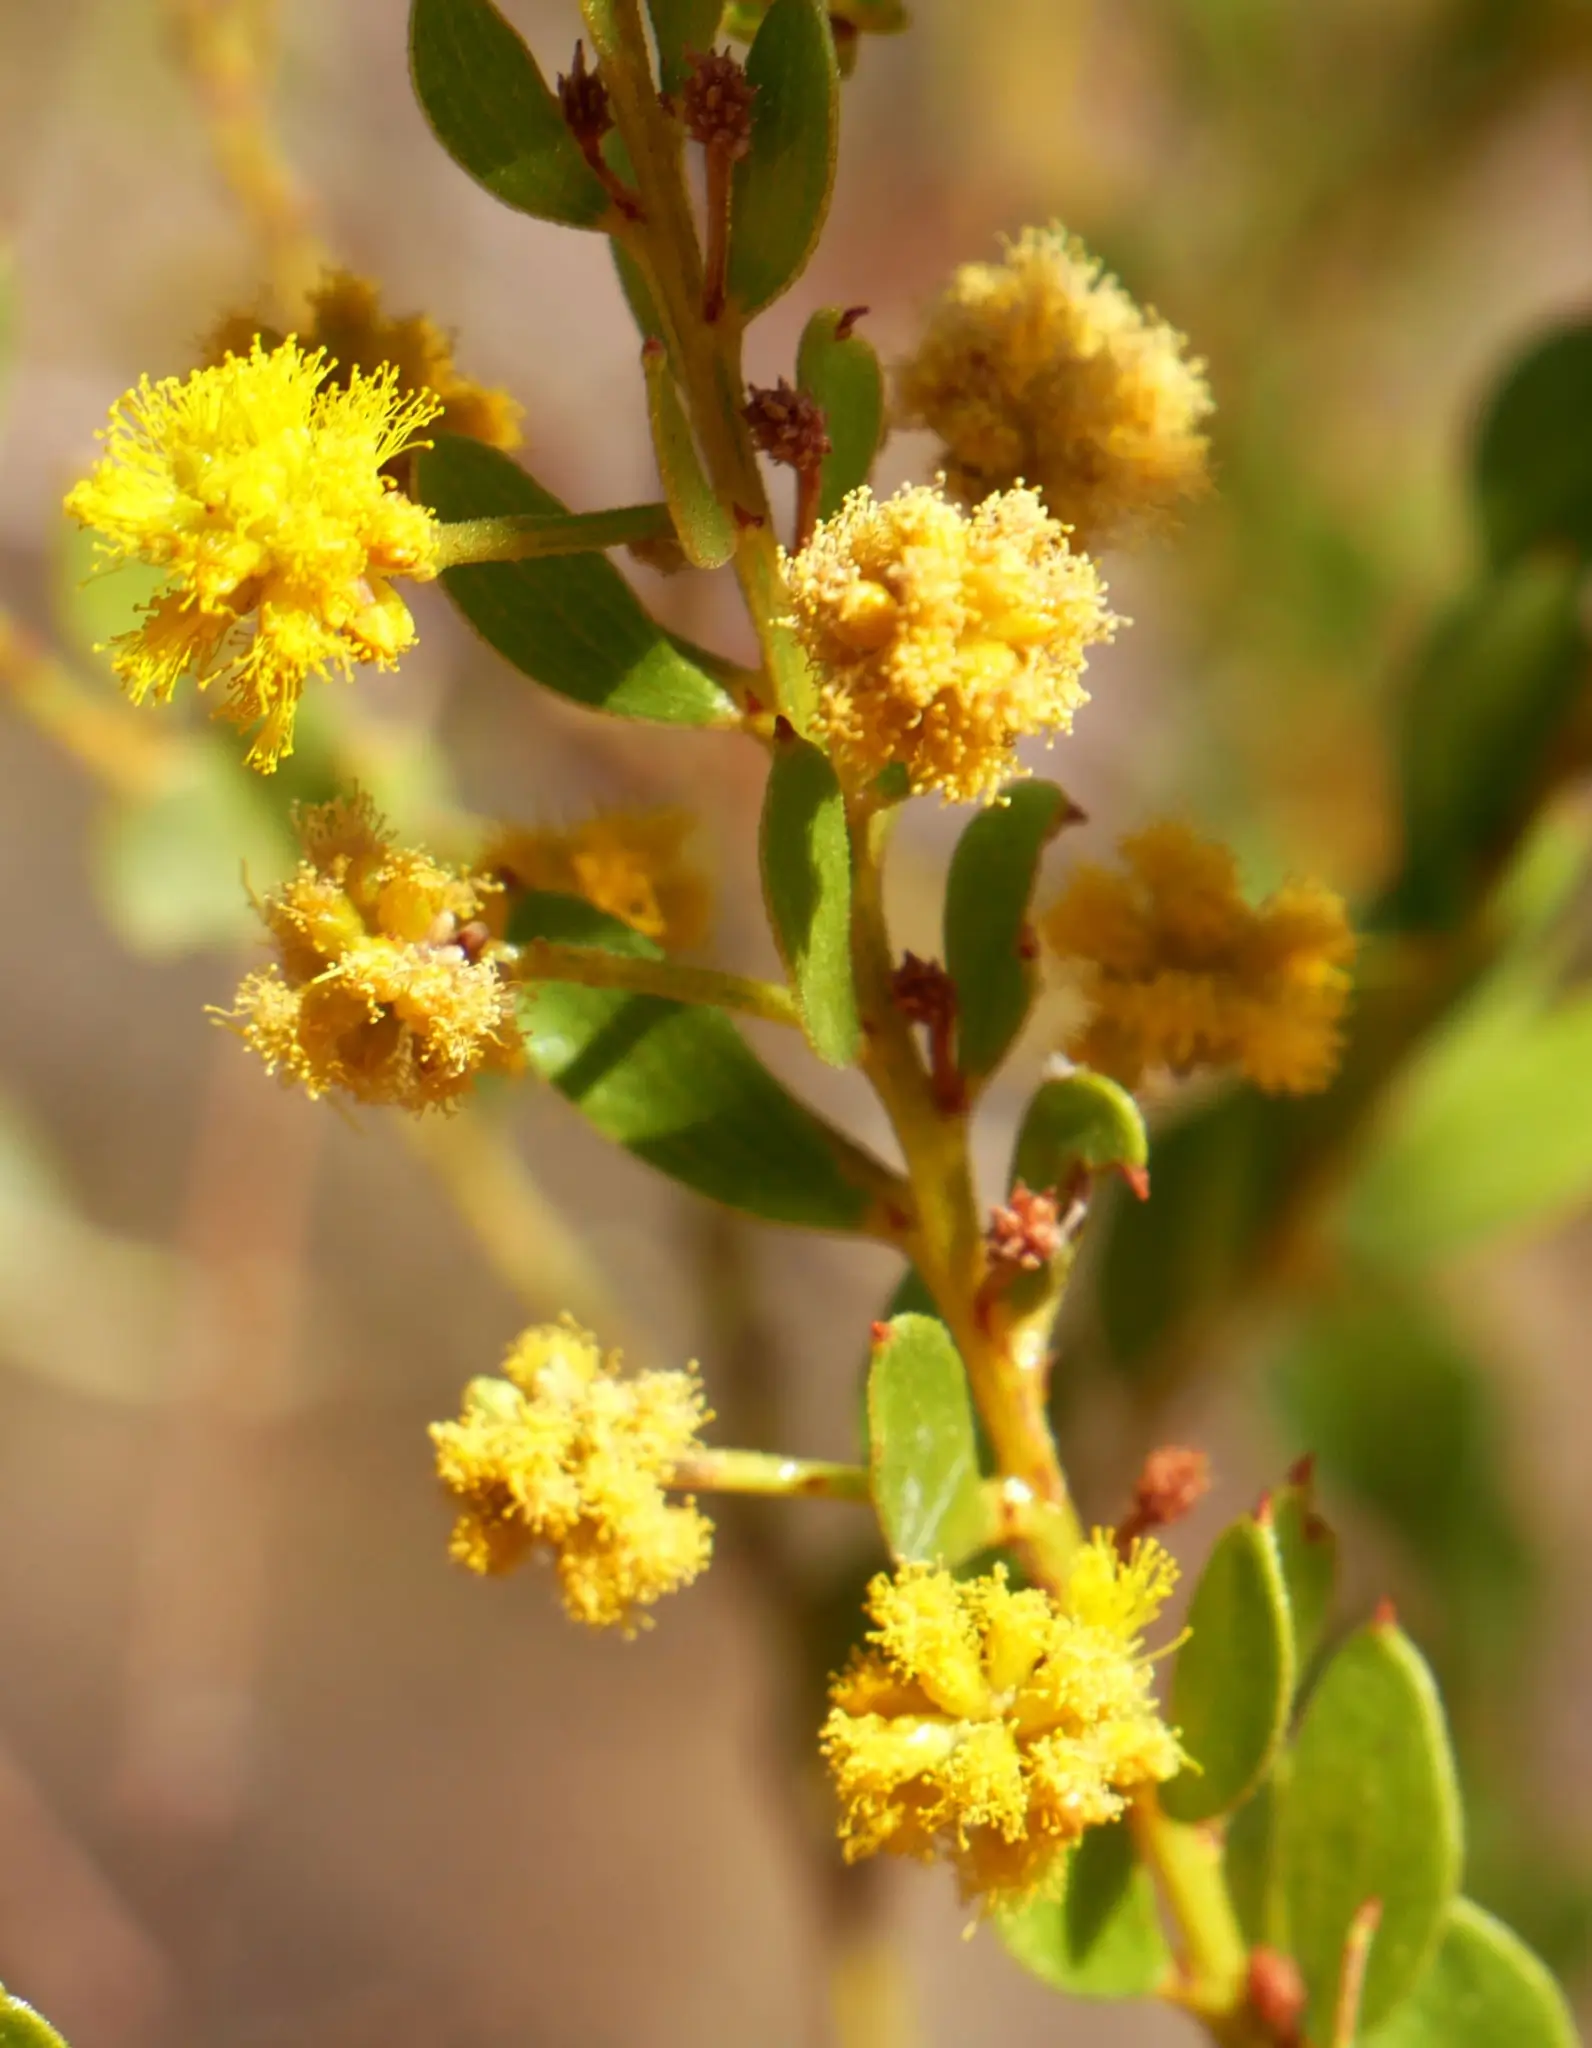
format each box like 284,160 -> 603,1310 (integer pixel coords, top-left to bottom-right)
1,0 -> 1590,2041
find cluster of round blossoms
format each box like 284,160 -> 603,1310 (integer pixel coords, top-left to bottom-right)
227,793 -> 519,1111
896,225 -> 1213,553
430,1318 -> 713,1632
822,1535 -> 1182,1906
1043,819 -> 1356,1094
783,481 -> 1119,804
64,338 -> 443,769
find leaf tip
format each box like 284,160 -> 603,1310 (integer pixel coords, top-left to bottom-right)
835,303 -> 869,339
1120,1163 -> 1151,1202
1371,1595 -> 1399,1632
1286,1450 -> 1317,1489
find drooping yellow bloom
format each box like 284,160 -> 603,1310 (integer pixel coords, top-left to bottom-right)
64,339 -> 442,769
822,1537 -> 1181,1906
482,810 -> 711,952
783,482 -> 1120,804
206,269 -> 523,451
430,1317 -> 713,1632
896,227 -> 1213,552
1042,820 -> 1356,1094
226,792 -> 519,1111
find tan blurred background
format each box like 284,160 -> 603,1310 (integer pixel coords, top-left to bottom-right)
1,0 -> 1590,2041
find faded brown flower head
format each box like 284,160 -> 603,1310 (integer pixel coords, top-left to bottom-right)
744,378 -> 832,470
681,49 -> 757,157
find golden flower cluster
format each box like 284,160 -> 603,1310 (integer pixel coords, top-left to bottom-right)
482,809 -> 710,952
207,269 -> 523,452
430,1318 -> 713,1632
783,482 -> 1119,804
227,793 -> 519,1112
64,339 -> 441,769
1042,820 -> 1356,1094
896,227 -> 1212,553
822,1536 -> 1182,1905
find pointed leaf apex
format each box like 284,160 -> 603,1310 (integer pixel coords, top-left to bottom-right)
1287,1451 -> 1318,1489
1254,1489 -> 1275,1527
1121,1163 -> 1151,1202
1372,1596 -> 1399,1631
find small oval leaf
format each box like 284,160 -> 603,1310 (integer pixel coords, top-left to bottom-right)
1270,1464 -> 1339,1684
945,780 -> 1078,1082
1010,1071 -> 1148,1196
420,437 -> 738,725
1474,323 -> 1592,569
1161,1513 -> 1294,1824
1362,1898 -> 1579,2048
513,892 -> 883,1231
867,1312 -> 987,1566
797,306 -> 884,519
642,343 -> 735,567
760,730 -> 859,1065
409,0 -> 611,227
996,1820 -> 1172,1999
726,0 -> 839,319
1277,1618 -> 1463,2036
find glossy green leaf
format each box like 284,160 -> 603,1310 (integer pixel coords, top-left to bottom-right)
0,1991 -> 69,2048
760,730 -> 859,1065
1162,1513 -> 1294,1823
1225,1774 -> 1282,1949
867,1313 -> 987,1565
642,343 -> 735,568
1270,1467 -> 1339,1682
1380,555 -> 1586,932
419,437 -> 738,725
1010,1072 -> 1148,1196
1362,1897 -> 1580,2048
512,893 -> 879,1231
1474,323 -> 1592,568
646,0 -> 722,91
726,0 -> 839,318
1277,1619 -> 1463,2035
944,780 -> 1077,1081
796,306 -> 885,519
996,1820 -> 1172,1999
409,0 -> 610,227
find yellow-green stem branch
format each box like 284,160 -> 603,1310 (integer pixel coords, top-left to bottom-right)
433,503 -> 675,569
1131,1791 -> 1250,2027
505,940 -> 801,1027
670,1448 -> 872,1503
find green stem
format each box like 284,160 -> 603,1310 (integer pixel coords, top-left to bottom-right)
433,503 -> 675,569
1130,1792 -> 1250,2025
670,1448 -> 872,1503
505,940 -> 801,1028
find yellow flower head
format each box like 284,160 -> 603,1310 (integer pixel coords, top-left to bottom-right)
822,1537 -> 1181,1905
481,809 -> 711,952
783,482 -> 1120,805
64,339 -> 442,770
207,269 -> 524,452
429,1317 -> 713,1632
896,227 -> 1213,552
226,792 -> 519,1111
1042,820 -> 1356,1094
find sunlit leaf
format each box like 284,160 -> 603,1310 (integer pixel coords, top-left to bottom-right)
867,1313 -> 987,1565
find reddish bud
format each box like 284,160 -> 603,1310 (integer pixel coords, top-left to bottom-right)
985,1182 -> 1063,1273
1116,1445 -> 1211,1553
744,379 -> 832,471
681,48 -> 757,157
1246,1947 -> 1306,2043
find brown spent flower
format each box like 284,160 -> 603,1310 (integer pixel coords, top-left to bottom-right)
985,1182 -> 1063,1273
557,40 -> 612,144
890,951 -> 957,1031
744,378 -> 832,471
681,49 -> 757,157
1116,1446 -> 1212,1552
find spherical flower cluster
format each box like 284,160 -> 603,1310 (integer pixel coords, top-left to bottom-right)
783,482 -> 1120,804
1042,820 -> 1356,1094
822,1536 -> 1182,1905
207,269 -> 524,452
482,809 -> 710,952
895,227 -> 1213,552
226,793 -> 519,1111
64,339 -> 442,769
430,1318 -> 713,1632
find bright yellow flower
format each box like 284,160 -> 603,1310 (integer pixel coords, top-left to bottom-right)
822,1538 -> 1181,1906
482,810 -> 711,952
225,792 -> 519,1111
207,269 -> 523,452
430,1317 -> 713,1632
64,339 -> 442,770
783,482 -> 1120,804
896,227 -> 1212,552
1042,820 -> 1356,1094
